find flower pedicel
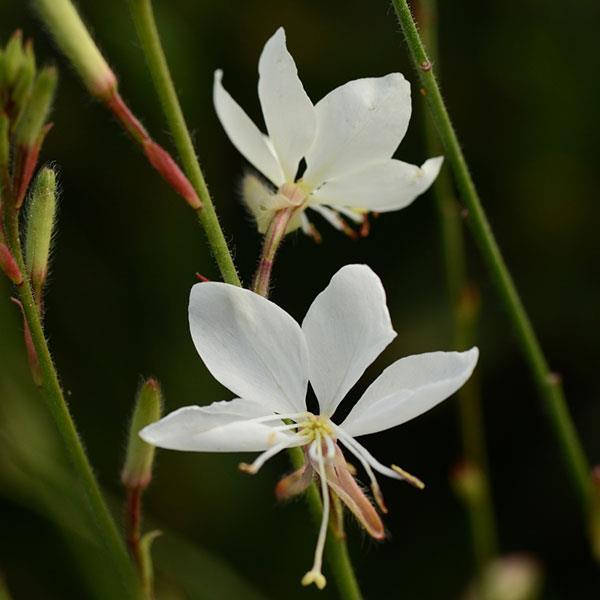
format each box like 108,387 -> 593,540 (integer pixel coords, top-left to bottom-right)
141,264 -> 478,589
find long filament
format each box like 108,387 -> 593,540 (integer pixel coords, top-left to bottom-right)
311,433 -> 330,574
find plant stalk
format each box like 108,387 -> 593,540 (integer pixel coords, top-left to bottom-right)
127,0 -> 240,286
126,486 -> 143,568
392,0 -> 594,533
416,0 -> 497,570
4,208 -> 138,597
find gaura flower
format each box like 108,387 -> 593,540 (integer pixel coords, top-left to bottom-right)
214,28 -> 443,238
140,265 -> 478,589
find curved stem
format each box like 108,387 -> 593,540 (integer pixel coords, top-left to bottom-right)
127,0 -> 240,286
416,0 -> 497,570
4,211 -> 138,597
392,0 -> 594,537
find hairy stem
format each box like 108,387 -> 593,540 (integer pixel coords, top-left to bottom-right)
392,0 -> 594,538
252,208 -> 295,297
4,210 -> 138,597
416,0 -> 497,570
127,0 -> 240,286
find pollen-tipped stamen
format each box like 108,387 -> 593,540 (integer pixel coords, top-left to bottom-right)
334,427 -> 388,513
311,205 -> 358,239
301,432 -> 329,590
392,465 -> 425,490
335,424 -> 425,492
239,437 -> 302,475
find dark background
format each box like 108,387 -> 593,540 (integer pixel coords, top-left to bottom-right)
1,1 -> 599,598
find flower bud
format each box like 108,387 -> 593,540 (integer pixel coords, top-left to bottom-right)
12,41 -> 36,114
121,379 -> 163,489
34,0 -> 117,99
3,30 -> 24,89
15,66 -> 57,150
25,167 -> 57,297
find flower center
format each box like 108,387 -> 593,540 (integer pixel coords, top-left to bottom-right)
279,181 -> 309,207
297,413 -> 334,442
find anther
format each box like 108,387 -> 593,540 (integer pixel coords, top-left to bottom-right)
392,465 -> 425,490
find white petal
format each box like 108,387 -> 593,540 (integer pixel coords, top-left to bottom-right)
340,348 -> 479,437
303,74 -> 412,188
310,157 -> 443,212
139,399 -> 301,452
213,70 -> 285,186
258,28 -> 316,182
189,283 -> 309,413
301,265 -> 396,418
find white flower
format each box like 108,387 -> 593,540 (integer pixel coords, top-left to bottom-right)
141,265 -> 478,589
214,28 -> 443,238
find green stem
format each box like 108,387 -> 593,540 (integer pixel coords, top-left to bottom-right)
127,0 -> 240,286
416,0 -> 497,569
288,447 -> 363,600
4,210 -> 139,598
392,0 -> 594,530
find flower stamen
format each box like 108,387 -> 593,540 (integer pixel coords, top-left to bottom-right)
310,205 -> 358,239
239,437 -> 304,474
301,432 -> 329,590
334,426 -> 389,513
392,464 -> 425,490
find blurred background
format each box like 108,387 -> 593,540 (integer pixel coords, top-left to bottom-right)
1,0 -> 599,598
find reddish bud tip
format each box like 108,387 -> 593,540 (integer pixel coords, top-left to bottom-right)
143,141 -> 202,210
195,273 -> 210,282
0,244 -> 24,285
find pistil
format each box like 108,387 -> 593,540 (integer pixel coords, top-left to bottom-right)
301,432 -> 329,590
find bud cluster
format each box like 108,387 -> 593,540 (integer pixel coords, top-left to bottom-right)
0,31 -> 57,152
0,32 -> 57,306
0,31 -> 36,126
